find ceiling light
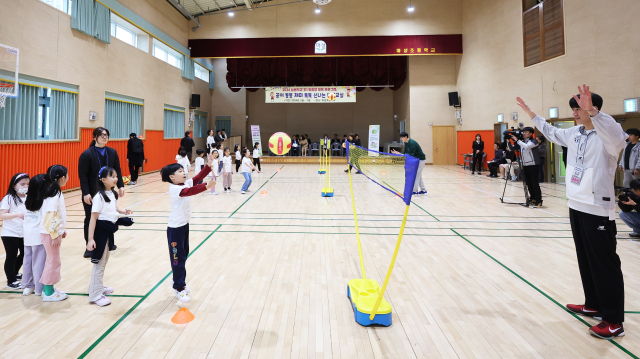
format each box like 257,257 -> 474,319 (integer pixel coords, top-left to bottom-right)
315,5 -> 321,13
407,5 -> 414,12
228,11 -> 234,17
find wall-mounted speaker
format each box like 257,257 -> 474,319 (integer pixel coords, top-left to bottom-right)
448,92 -> 460,107
190,94 -> 200,108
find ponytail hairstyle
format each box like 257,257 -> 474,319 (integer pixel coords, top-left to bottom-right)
90,127 -> 110,147
4,173 -> 30,206
96,166 -> 118,203
234,144 -> 239,152
44,165 -> 68,199
25,174 -> 49,212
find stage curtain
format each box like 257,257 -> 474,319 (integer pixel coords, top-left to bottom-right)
226,56 -> 406,91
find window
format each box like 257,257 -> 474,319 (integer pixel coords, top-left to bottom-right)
195,63 -> 210,83
522,0 -> 565,67
153,39 -> 183,69
40,0 -> 72,15
110,22 -> 137,47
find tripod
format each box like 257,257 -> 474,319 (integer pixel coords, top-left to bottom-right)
499,146 -> 530,207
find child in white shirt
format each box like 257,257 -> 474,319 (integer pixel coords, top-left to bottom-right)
40,165 -> 69,302
1,173 -> 29,290
210,150 -> 220,195
22,174 -> 47,296
252,142 -> 262,172
177,150 -> 191,179
160,158 -> 215,303
222,148 -> 233,192
194,149 -> 206,184
234,144 -> 242,173
86,167 -> 133,307
241,148 -> 262,194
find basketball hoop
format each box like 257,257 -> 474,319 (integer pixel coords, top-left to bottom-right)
0,83 -> 14,108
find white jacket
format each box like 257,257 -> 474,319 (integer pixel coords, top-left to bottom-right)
532,111 -> 627,219
618,142 -> 640,171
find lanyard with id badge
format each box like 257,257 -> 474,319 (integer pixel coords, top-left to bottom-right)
571,130 -> 593,186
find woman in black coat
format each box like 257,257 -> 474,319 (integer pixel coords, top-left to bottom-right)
127,133 -> 145,185
471,134 -> 484,175
78,127 -> 125,257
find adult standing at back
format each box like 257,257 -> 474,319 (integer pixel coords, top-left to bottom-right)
181,131 -> 195,161
392,132 -> 427,196
206,130 -> 215,154
78,127 -> 124,258
214,130 -> 224,144
618,128 -> 640,187
127,133 -> 145,185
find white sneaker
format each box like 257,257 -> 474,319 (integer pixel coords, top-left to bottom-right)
241,191 -> 246,194
174,289 -> 191,303
170,280 -> 190,294
35,291 -> 42,297
91,295 -> 111,307
22,287 -> 33,296
103,286 -> 114,295
42,289 -> 68,302
213,191 -> 219,195
245,189 -> 252,192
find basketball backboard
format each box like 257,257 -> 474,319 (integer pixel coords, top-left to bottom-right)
0,43 -> 19,98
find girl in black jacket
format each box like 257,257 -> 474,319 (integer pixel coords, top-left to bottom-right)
78,127 -> 124,258
471,134 -> 484,175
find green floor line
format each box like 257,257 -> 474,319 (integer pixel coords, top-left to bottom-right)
450,229 -> 638,359
78,225 -> 223,358
410,201 -> 439,221
625,311 -> 640,314
228,166 -> 284,218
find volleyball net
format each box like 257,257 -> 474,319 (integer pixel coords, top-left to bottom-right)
346,141 -> 419,321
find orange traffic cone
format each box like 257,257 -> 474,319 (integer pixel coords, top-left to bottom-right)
171,308 -> 195,324
381,171 -> 386,175
277,168 -> 281,172
261,190 -> 267,195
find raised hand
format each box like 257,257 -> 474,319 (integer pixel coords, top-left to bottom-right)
516,97 -> 536,119
573,84 -> 596,112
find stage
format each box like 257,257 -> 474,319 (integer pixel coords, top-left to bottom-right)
261,156 -> 348,164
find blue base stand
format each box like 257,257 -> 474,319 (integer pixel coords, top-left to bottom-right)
347,286 -> 392,327
321,191 -> 334,197
318,171 -> 326,174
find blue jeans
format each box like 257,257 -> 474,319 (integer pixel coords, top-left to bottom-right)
619,211 -> 640,233
241,172 -> 252,191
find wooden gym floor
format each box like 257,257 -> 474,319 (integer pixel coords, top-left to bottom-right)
2,164 -> 640,358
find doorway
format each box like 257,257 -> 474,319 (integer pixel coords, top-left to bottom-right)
432,126 -> 456,165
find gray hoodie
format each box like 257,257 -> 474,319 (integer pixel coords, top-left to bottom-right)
532,111 -> 628,219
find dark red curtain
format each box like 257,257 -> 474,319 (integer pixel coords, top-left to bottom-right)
226,56 -> 407,92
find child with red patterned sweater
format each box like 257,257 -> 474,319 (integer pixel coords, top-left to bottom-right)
160,155 -> 215,303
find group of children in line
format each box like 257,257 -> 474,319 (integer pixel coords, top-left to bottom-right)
0,166 -> 132,306
0,141 -> 266,307
175,142 -> 262,195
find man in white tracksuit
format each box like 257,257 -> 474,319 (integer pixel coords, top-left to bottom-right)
617,128 -> 640,187
517,85 -> 627,340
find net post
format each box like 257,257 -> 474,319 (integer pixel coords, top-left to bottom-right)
348,143 -> 366,280
369,204 -> 410,320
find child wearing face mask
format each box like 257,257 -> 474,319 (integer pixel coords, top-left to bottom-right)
0,173 -> 30,290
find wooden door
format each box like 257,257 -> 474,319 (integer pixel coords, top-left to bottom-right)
432,126 -> 456,165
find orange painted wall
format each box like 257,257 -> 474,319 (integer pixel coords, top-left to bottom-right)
0,129 -> 180,195
456,130 -> 495,165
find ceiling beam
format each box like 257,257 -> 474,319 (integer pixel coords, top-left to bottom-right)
243,0 -> 252,9
190,0 -> 207,15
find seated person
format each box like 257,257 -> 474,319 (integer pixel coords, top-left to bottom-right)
498,143 -> 519,180
618,179 -> 640,238
291,135 -> 300,156
487,142 -> 506,178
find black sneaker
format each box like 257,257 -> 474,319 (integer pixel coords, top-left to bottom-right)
629,232 -> 640,238
7,281 -> 21,290
109,244 -> 117,251
83,250 -> 91,258
16,273 -> 22,280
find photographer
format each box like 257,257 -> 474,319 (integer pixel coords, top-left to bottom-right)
617,128 -> 640,187
619,179 -> 640,238
510,127 -> 542,207
517,85 -> 628,340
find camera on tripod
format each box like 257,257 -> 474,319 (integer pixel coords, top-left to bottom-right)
503,128 -> 524,141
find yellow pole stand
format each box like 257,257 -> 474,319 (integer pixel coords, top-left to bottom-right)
348,150 -> 366,279
369,204 -> 410,320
